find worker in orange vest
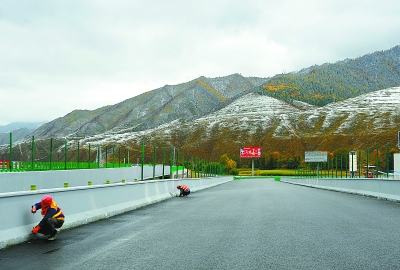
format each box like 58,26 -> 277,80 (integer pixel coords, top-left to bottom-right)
31,195 -> 65,241
177,185 -> 190,197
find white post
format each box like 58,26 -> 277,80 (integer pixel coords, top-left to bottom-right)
394,153 -> 400,179
252,158 -> 254,176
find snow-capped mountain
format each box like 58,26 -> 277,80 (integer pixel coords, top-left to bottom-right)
64,86 -> 400,150
1,86 -> 399,161
1,45 -> 400,161
297,87 -> 400,136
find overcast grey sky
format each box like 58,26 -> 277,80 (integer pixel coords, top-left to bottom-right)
1,0 -> 399,126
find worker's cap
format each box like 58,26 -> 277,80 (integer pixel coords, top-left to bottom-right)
41,195 -> 53,207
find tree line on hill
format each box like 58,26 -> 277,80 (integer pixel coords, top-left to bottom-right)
257,45 -> 400,107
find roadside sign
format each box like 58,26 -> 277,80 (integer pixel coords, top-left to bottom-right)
349,151 -> 357,177
240,147 -> 262,158
304,151 -> 327,162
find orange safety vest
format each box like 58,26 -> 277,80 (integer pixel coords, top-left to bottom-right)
180,185 -> 189,191
41,200 -> 65,221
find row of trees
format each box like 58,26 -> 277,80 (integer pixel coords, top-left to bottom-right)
1,129 -> 399,175
219,145 -> 399,174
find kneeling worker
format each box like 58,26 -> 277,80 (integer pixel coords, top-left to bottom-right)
31,195 -> 65,241
177,185 -> 190,197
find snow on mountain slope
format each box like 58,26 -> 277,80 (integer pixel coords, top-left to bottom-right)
39,87 -> 400,148
323,86 -> 400,113
204,93 -> 301,118
193,93 -> 303,135
188,87 -> 400,137
299,87 -> 400,135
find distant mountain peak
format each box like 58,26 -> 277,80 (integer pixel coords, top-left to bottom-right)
6,45 -> 400,158
27,74 -> 269,140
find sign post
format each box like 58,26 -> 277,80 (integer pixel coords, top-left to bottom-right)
398,131 -> 400,150
240,147 -> 262,177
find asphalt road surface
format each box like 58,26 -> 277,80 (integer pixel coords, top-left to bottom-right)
1,179 -> 400,270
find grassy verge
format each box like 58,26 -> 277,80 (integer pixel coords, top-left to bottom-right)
238,169 -> 297,176
236,169 -> 350,178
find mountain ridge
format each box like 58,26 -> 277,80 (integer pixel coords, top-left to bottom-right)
0,122 -> 47,145
44,86 -> 398,163
27,45 -> 400,141
257,45 -> 400,106
29,73 -> 270,139
1,45 -> 400,163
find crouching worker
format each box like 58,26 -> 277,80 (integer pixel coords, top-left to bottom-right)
177,185 -> 190,197
31,195 -> 65,241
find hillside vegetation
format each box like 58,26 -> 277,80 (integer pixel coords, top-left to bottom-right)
29,74 -> 269,139
257,45 -> 400,106
1,45 -> 400,169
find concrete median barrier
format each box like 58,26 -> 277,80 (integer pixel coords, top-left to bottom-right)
0,166 -> 169,193
0,176 -> 232,249
281,178 -> 400,202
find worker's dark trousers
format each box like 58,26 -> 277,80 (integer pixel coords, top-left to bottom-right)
39,218 -> 64,235
180,190 -> 190,196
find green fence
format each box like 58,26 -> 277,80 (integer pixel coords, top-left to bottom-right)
0,134 -> 226,180
0,161 -> 132,172
295,145 -> 394,178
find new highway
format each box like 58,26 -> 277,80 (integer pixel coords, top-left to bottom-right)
1,179 -> 400,269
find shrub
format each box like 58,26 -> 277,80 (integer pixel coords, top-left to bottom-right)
229,168 -> 239,175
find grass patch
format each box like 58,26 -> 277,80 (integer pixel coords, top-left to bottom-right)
238,169 -> 296,176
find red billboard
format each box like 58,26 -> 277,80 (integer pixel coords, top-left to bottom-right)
240,147 -> 262,158
0,159 -> 9,169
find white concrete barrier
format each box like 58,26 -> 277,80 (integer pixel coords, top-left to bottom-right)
0,176 -> 232,249
0,165 -> 169,193
281,178 -> 400,202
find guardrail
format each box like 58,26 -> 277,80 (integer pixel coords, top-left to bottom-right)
0,135 -> 226,177
0,176 -> 233,249
0,165 -> 169,193
281,177 -> 400,202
